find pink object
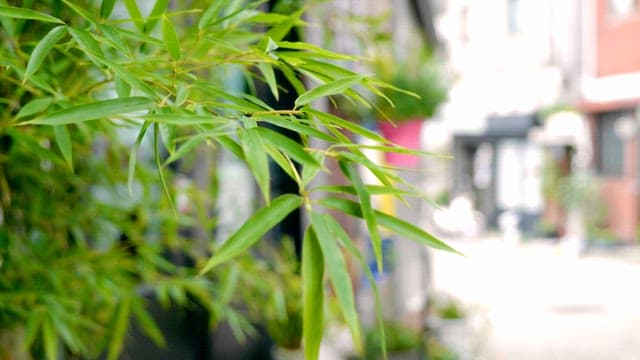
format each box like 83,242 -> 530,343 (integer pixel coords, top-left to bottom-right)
378,119 -> 423,167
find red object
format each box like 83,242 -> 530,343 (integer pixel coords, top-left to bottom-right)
378,119 -> 423,168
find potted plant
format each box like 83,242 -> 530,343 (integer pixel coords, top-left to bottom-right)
374,54 -> 448,167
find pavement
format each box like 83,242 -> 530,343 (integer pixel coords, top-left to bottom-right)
430,235 -> 640,360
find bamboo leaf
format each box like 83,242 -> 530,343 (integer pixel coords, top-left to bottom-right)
258,115 -> 336,143
42,317 -> 58,360
124,0 -> 144,31
27,97 -> 153,125
0,5 -> 64,24
257,62 -> 278,101
305,108 -> 387,144
164,134 -> 206,166
295,75 -> 366,108
128,121 -> 151,194
340,160 -> 382,271
318,197 -> 462,254
302,227 -> 324,360
16,97 -> 53,119
200,194 -> 303,273
24,25 -> 66,80
277,41 -> 356,61
198,0 -> 230,30
107,296 -> 131,360
53,125 -> 72,170
115,76 -> 131,98
255,127 -> 320,169
145,0 -> 170,32
310,212 -> 362,352
313,184 -> 411,197
95,58 -> 158,99
144,113 -> 226,125
239,127 -> 270,203
100,0 -> 116,18
162,15 -> 181,60
154,123 -> 175,211
131,299 -> 166,347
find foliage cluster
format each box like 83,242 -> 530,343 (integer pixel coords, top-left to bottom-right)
0,1 -> 456,359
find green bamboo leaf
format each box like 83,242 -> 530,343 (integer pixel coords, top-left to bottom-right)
124,0 -> 144,31
336,143 -> 451,159
53,125 -> 72,170
153,123 -> 175,212
277,41 -> 356,61
257,62 -> 278,101
311,212 -> 362,352
266,9 -> 301,41
62,0 -> 98,24
25,310 -> 43,348
198,0 -> 230,30
96,24 -> 132,57
159,123 -> 176,153
115,76 -> 131,98
239,127 -> 270,203
24,25 -> 66,80
255,127 -> 320,169
313,184 -> 411,197
145,0 -> 170,32
16,97 -> 53,119
162,15 -> 181,60
128,121 -> 151,194
144,113 -> 226,125
68,27 -> 104,60
217,134 -> 245,160
27,97 -> 153,125
164,134 -> 206,166
340,160 -> 383,272
107,296 -> 131,360
295,75 -> 366,108
321,215 -> 387,359
0,5 -> 64,24
305,108 -> 387,144
131,299 -> 166,347
42,317 -> 58,360
100,0 -> 116,18
318,197 -> 462,254
258,115 -> 336,143
200,194 -> 303,273
302,227 -> 324,360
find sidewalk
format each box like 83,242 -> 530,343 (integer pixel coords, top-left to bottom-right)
431,236 -> 640,360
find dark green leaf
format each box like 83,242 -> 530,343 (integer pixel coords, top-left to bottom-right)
100,0 -> 116,18
310,212 -> 362,352
27,97 -> 154,125
200,194 -> 303,273
302,227 -> 324,360
239,127 -> 270,203
53,125 -> 72,170
131,299 -> 166,347
107,296 -> 131,360
24,25 -> 66,80
255,127 -> 320,169
0,5 -> 64,24
295,75 -> 366,108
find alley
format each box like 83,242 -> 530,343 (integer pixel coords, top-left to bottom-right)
431,237 -> 640,360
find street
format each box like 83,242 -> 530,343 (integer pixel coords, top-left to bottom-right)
431,237 -> 640,360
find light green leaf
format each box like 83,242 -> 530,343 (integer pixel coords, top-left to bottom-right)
144,113 -> 226,125
318,197 -> 462,254
62,0 -> 98,24
258,115 -> 336,143
53,125 -> 72,170
0,5 -> 64,24
302,227 -> 324,360
100,0 -> 116,18
68,27 -> 104,59
16,97 -> 53,119
27,97 -> 153,125
107,296 -> 131,360
239,127 -> 270,203
164,134 -> 206,166
257,62 -> 278,101
153,123 -> 175,212
277,41 -> 356,61
162,15 -> 181,60
305,108 -> 387,144
311,212 -> 361,352
198,0 -> 230,30
145,0 -> 170,32
124,0 -> 144,31
313,184 -> 411,197
322,215 -> 387,359
115,76 -> 131,98
200,194 -> 303,273
255,127 -> 320,169
128,121 -> 151,194
24,25 -> 66,80
295,75 -> 366,108
42,317 -> 58,360
340,160 -> 382,272
131,298 -> 165,347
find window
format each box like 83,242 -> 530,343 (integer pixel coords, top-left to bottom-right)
597,110 -> 627,177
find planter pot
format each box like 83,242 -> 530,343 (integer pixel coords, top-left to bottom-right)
378,119 -> 424,168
